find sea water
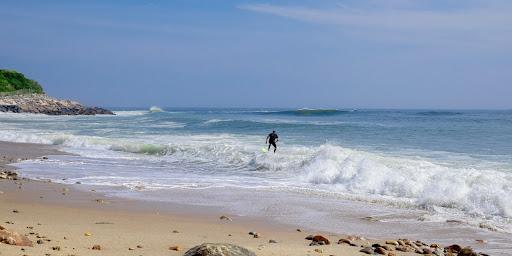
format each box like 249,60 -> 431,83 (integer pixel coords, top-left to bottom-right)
1,109 -> 511,253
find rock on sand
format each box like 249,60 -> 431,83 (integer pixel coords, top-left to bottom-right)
184,243 -> 256,256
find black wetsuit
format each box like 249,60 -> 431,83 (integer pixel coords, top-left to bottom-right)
267,132 -> 278,152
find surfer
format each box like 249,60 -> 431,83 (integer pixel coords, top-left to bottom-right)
266,130 -> 279,153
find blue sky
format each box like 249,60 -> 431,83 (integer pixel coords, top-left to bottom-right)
1,0 -> 511,109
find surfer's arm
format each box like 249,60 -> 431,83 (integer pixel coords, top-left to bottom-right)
265,135 -> 269,144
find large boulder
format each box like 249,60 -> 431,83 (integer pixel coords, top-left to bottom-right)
184,243 -> 256,256
0,225 -> 33,246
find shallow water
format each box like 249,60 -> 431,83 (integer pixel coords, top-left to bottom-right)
2,108 -> 512,254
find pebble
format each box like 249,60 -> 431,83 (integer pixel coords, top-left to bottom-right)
37,239 -> 44,244
296,228 -> 302,232
128,247 -> 135,250
172,230 -> 180,233
137,245 -> 143,248
92,245 -> 101,250
169,245 -> 181,251
360,247 -> 374,254
219,215 -> 232,221
84,232 -> 92,236
338,238 -> 356,246
375,247 -> 387,255
52,246 -> 61,251
12,210 -> 19,213
268,239 -> 277,243
385,240 -> 399,246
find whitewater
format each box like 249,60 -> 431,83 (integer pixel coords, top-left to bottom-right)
1,108 -> 511,253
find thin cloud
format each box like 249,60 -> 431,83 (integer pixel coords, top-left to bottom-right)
238,2 -> 512,32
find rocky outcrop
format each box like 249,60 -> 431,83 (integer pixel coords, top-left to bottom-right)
184,243 -> 256,256
0,94 -> 113,115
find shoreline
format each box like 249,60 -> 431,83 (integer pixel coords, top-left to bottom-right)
0,141 -> 499,255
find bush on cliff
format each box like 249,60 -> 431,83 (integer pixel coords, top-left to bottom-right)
0,70 -> 44,94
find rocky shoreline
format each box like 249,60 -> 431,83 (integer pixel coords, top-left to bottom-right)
0,94 -> 113,115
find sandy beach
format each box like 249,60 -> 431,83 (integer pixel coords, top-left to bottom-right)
0,141 -> 484,256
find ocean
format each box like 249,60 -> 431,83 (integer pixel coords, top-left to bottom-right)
1,108 -> 511,253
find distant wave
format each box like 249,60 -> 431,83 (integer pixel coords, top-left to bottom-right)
149,106 -> 164,113
255,108 -> 353,116
416,111 -> 462,116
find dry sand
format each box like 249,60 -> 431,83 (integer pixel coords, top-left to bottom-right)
0,141 -> 469,255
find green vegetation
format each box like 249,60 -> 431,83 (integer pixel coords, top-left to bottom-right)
0,69 -> 44,95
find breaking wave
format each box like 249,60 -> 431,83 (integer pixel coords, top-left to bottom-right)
255,108 -> 353,116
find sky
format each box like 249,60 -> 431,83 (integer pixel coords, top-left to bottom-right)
1,0 -> 511,109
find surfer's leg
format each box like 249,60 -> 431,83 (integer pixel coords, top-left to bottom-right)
272,142 -> 277,153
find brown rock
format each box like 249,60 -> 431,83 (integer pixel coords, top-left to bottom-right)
312,235 -> 330,245
52,246 -> 61,251
387,252 -> 396,256
92,245 -> 101,250
0,225 -> 33,246
314,248 -> 323,253
445,244 -> 462,253
375,247 -> 387,255
219,215 -> 232,221
458,247 -> 478,256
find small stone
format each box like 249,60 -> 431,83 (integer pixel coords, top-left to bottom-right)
445,244 -> 462,253
385,240 -> 399,246
360,247 -> 374,254
37,239 -> 44,244
422,247 -> 434,254
268,239 -> 277,243
137,245 -> 143,248
84,232 -> 92,236
305,235 -> 314,240
92,244 -> 101,250
312,235 -> 330,245
12,210 -> 19,213
129,247 -> 135,250
338,238 -> 356,246
52,246 -> 61,251
219,215 -> 232,221
375,247 -> 387,255
248,231 -> 255,235
314,248 -> 323,253
172,230 -> 180,233
458,247 -> 478,256
387,252 -> 396,256
296,228 -> 302,232
253,233 -> 260,238
169,245 -> 181,251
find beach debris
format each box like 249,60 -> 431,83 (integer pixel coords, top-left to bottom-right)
360,247 -> 374,254
172,230 -> 180,233
84,232 -> 92,236
184,243 -> 256,256
296,228 -> 302,232
268,239 -> 277,243
337,238 -> 357,246
219,215 -> 232,221
52,246 -> 61,251
169,245 -> 182,251
92,244 -> 101,250
0,225 -> 33,246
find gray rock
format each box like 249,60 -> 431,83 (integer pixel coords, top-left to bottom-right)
359,247 -> 374,254
0,94 -> 113,115
184,243 -> 256,256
